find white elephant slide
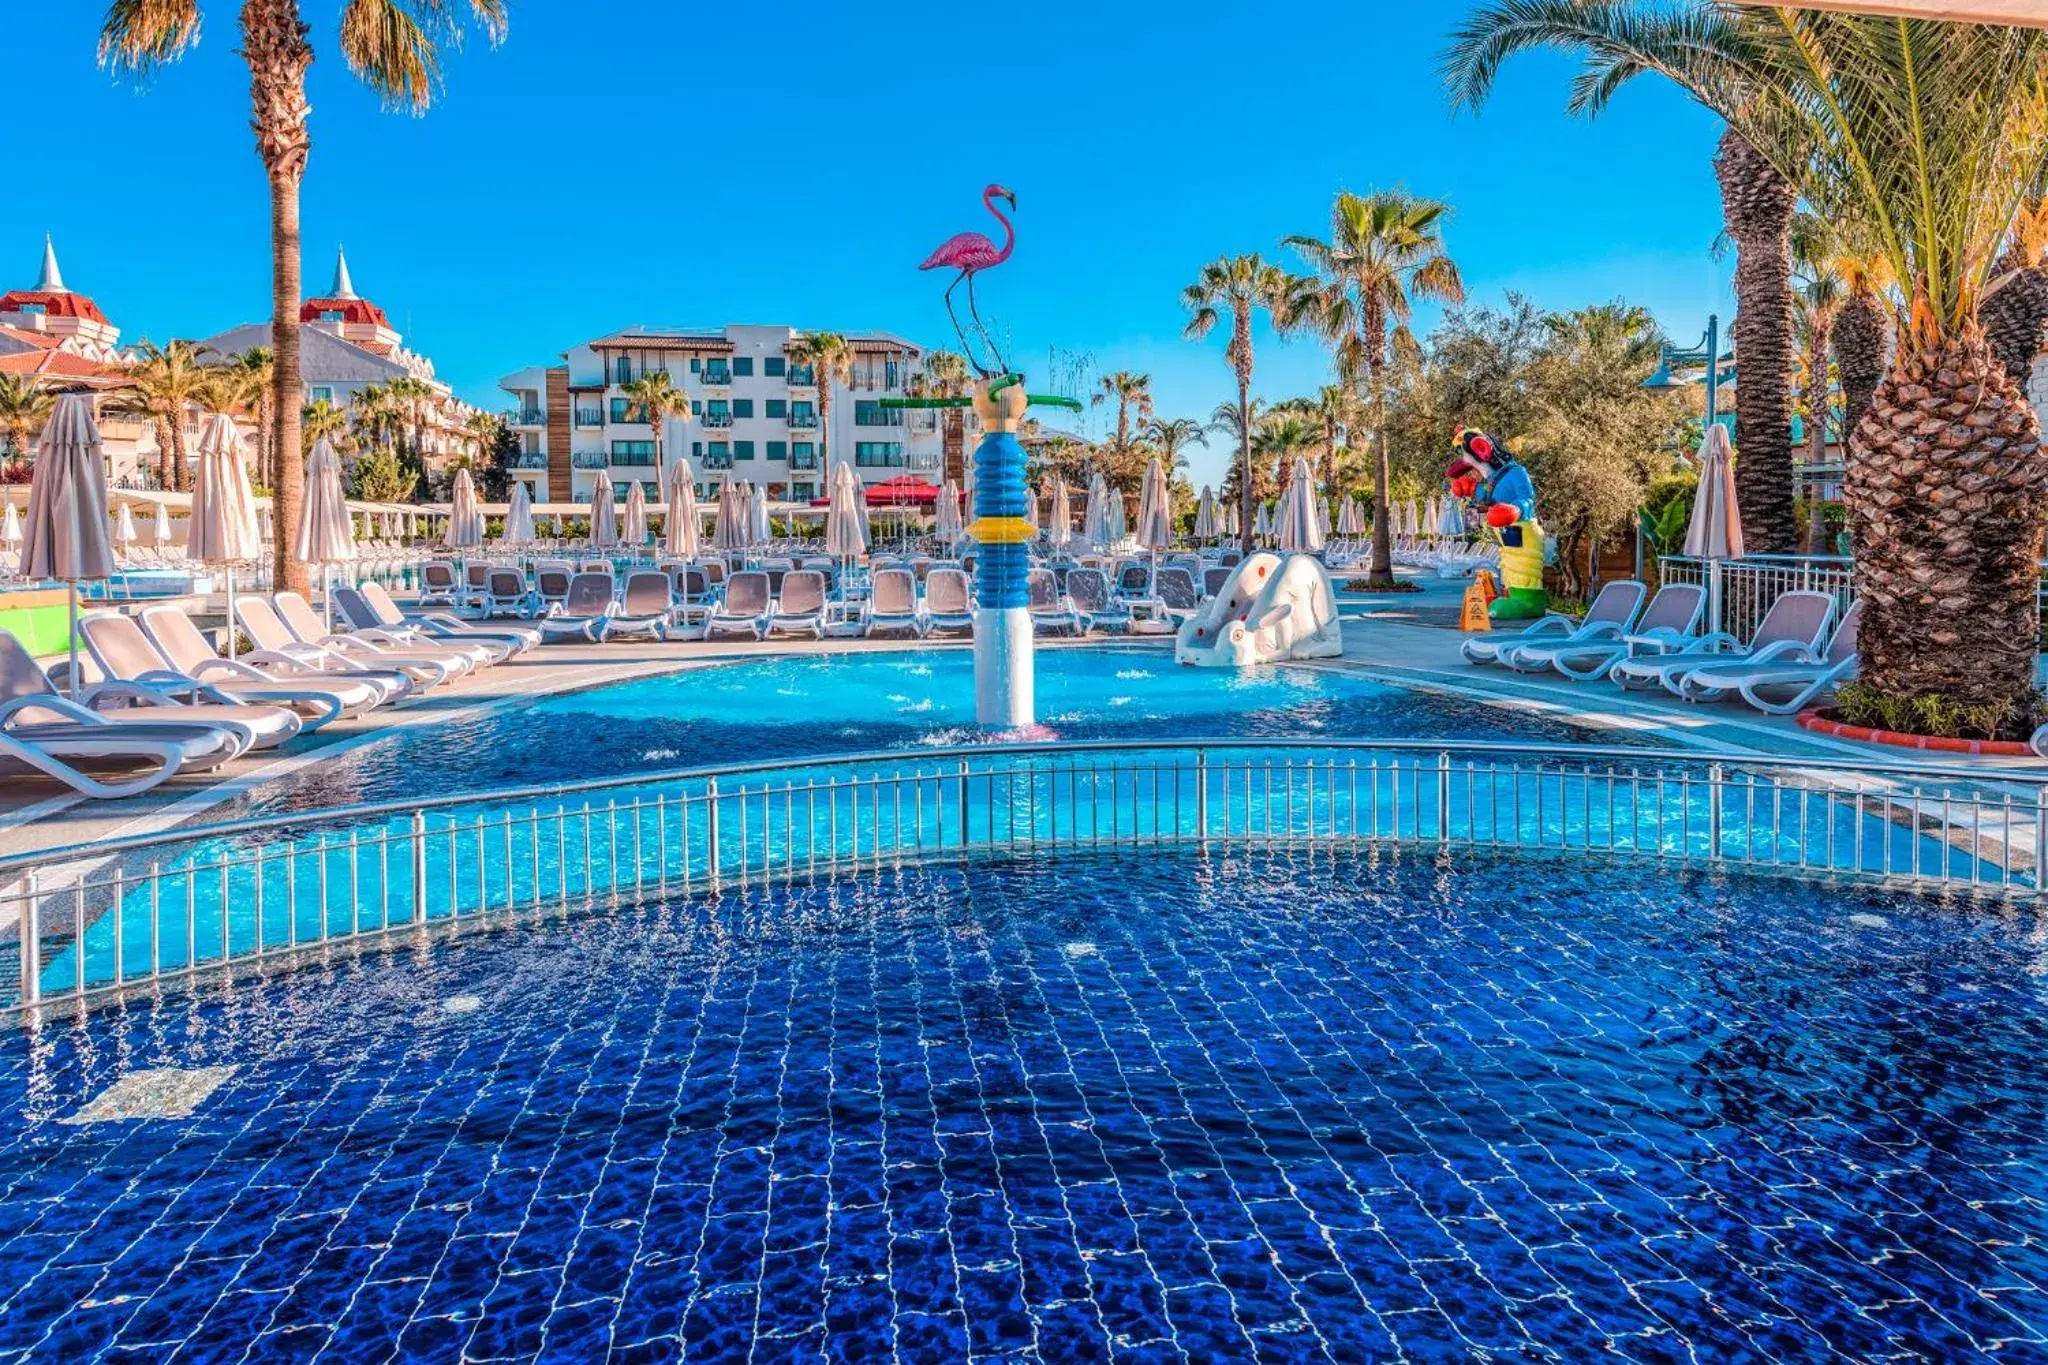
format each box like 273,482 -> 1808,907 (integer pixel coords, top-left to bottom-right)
1175,552 -> 1344,667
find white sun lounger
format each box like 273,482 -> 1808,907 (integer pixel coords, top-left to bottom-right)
1612,590 -> 1835,697
236,597 -> 447,692
768,570 -> 828,639
1724,599 -> 1863,713
272,592 -> 479,678
608,571 -> 674,642
862,568 -> 923,639
539,572 -> 615,643
1468,580 -> 1645,667
706,571 -> 771,641
353,581 -> 537,656
1522,583 -> 1705,681
79,610 -> 348,733
139,606 -> 389,717
924,568 -> 974,636
1067,568 -> 1131,634
1028,568 -> 1084,637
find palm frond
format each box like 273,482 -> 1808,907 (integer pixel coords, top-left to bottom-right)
98,0 -> 202,76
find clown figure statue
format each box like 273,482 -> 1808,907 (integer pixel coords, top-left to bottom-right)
1446,428 -> 1547,621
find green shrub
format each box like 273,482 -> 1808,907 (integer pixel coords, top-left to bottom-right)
1832,682 -> 2043,742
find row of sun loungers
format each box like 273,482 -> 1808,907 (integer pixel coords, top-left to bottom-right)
1464,579 -> 1860,715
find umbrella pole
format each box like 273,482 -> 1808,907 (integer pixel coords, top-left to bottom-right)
225,567 -> 237,661
66,582 -> 80,699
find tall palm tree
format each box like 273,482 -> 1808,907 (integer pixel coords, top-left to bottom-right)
386,374 -> 438,475
620,369 -> 689,479
1830,249 -> 1893,450
1791,215 -> 1845,553
234,346 -> 276,487
916,350 -> 971,485
1444,1 -> 1803,554
1699,12 -> 2048,718
302,397 -> 348,448
99,0 -> 508,593
124,340 -> 215,491
1252,415 -> 1317,507
1980,197 -> 2048,385
1285,189 -> 1465,588
1142,417 -> 1206,478
1206,398 -> 1271,513
1182,254 -> 1294,551
1091,371 -> 1154,489
350,383 -> 401,456
790,332 -> 854,471
0,375 -> 54,462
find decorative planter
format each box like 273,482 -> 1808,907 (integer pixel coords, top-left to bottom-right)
1796,708 -> 2036,757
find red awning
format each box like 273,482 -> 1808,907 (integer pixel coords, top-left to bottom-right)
864,476 -> 941,507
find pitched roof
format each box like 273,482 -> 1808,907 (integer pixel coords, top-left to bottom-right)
0,349 -> 123,381
196,322 -> 412,385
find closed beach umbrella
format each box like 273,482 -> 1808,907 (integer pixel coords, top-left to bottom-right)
1277,458 -> 1325,554
1192,486 -> 1217,541
152,499 -> 173,550
825,463 -> 868,560
1135,456 -> 1174,593
1221,500 -> 1239,538
20,395 -> 115,692
445,468 -> 483,549
711,476 -> 747,552
1081,473 -> 1109,551
1437,495 -> 1465,537
664,460 -> 701,558
504,482 -> 536,546
623,480 -> 650,547
1684,423 -> 1744,560
188,413 -> 262,659
113,502 -> 137,559
1024,483 -> 1040,532
294,437 -> 357,627
3,496 -> 22,553
1047,476 -> 1075,552
588,470 -> 619,548
749,481 -> 772,547
1253,502 -> 1271,541
935,479 -> 963,545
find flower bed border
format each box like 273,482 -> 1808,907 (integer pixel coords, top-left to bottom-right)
1797,708 -> 2035,756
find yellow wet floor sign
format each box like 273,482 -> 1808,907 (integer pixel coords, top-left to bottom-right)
1460,571 -> 1499,632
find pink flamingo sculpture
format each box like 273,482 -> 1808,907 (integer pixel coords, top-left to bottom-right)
919,183 -> 1017,377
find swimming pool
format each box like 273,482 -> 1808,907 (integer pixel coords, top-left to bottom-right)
233,647 -> 1643,818
6,846 -> 2043,1360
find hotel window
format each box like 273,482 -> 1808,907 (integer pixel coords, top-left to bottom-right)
790,442 -> 817,470
734,440 -> 756,461
765,399 -> 787,419
310,387 -> 333,404
691,441 -> 702,456
792,481 -> 815,500
614,356 -> 631,384
609,397 -> 644,423
766,440 -> 787,462
884,359 -> 900,388
732,399 -> 754,418
854,400 -> 901,427
689,357 -> 701,373
611,440 -> 656,466
733,357 -> 754,377
764,356 -> 785,378
855,442 -> 905,468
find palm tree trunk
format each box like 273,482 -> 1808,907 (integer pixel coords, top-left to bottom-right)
1802,320 -> 1832,555
819,385 -> 833,472
1235,372 -> 1254,554
1846,335 -> 2046,720
1715,130 -> 1799,555
1366,361 -> 1396,588
171,422 -> 190,493
153,417 -> 173,489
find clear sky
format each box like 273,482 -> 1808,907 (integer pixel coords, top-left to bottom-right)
15,1 -> 1733,490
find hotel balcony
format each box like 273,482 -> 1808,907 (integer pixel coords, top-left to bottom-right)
700,367 -> 732,386
572,451 -> 608,469
508,408 -> 545,426
510,452 -> 547,469
788,454 -> 819,471
701,454 -> 733,471
788,413 -> 819,429
702,413 -> 734,429
574,408 -> 603,427
786,368 -> 816,387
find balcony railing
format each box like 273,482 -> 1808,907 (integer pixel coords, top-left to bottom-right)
510,452 -> 547,469
786,368 -> 816,386
788,413 -> 819,429
788,454 -> 819,471
574,408 -> 603,427
508,408 -> 544,426
612,453 -> 658,468
701,454 -> 733,470
572,451 -> 608,469
701,368 -> 732,386
702,413 -> 734,429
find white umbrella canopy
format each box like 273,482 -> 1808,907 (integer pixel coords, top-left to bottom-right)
1221,500 -> 1239,538
664,460 -> 701,558
1336,497 -> 1357,538
824,463 -> 868,560
935,479 -> 963,543
1684,423 -> 1745,559
188,413 -> 262,566
1047,476 -> 1075,551
503,482 -> 536,546
113,503 -> 137,558
150,500 -> 172,549
445,468 -> 484,549
1277,459 -> 1326,554
293,438 -> 357,566
588,470 -> 619,548
1024,483 -> 1041,532
22,395 -> 116,691
1135,457 -> 1174,552
749,481 -> 772,546
1082,473 -> 1110,550
1192,486 -> 1217,541
2,496 -> 22,551
1253,502 -> 1272,539
623,480 -> 650,547
711,476 -> 747,552
1437,494 -> 1465,537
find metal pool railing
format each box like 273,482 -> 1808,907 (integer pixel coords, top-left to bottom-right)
3,738 -> 2044,1022
1657,554 -> 1857,643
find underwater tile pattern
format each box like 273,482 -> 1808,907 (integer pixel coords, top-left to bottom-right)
1,849 -> 2046,1362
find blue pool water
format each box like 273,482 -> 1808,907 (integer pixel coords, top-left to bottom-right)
5,847 -> 2045,1361
235,647 -> 1638,818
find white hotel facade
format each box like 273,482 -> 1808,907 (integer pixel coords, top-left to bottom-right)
499,324 -> 947,505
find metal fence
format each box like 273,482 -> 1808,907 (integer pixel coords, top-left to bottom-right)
4,738 -> 2043,1022
1656,554 -> 1856,643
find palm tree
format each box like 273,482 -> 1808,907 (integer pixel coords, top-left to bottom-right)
1091,371 -> 1154,489
302,397 -> 348,449
350,383 -> 401,456
620,368 -> 689,478
99,0 -> 508,594
916,350 -> 971,485
1981,197 -> 2048,385
1791,215 -> 1845,553
1206,398 -> 1272,513
0,375 -> 54,462
1830,249 -> 1894,451
1252,415 -> 1317,509
1142,417 -> 1206,479
1182,254 -> 1294,551
386,374 -> 438,477
234,346 -> 276,486
124,340 -> 215,491
1285,189 -> 1465,588
1699,13 -> 2048,718
790,332 -> 854,471
1444,1 -> 1803,554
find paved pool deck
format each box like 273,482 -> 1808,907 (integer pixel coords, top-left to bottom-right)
2,573 -> 2038,863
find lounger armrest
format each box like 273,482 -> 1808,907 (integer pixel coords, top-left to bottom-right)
0,693 -> 119,728
1519,615 -> 1577,640
1739,639 -> 1815,668
187,657 -> 274,683
79,679 -> 181,709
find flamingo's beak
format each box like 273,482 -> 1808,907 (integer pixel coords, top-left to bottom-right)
1003,190 -> 1018,210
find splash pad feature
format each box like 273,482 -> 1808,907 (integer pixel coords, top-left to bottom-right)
1447,427 -> 1548,622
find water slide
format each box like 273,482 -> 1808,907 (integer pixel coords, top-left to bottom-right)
1174,552 -> 1344,667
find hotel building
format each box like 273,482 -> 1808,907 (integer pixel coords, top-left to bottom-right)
498,324 -> 945,504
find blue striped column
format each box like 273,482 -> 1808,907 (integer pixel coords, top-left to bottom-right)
970,385 -> 1034,728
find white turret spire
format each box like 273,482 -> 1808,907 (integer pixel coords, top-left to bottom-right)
36,235 -> 67,294
330,246 -> 358,300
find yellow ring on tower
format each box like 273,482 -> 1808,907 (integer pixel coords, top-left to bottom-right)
970,516 -> 1036,545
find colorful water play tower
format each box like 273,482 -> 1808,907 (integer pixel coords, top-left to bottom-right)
888,184 -> 1080,728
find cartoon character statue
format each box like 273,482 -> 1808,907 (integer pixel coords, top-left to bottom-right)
1446,427 -> 1547,621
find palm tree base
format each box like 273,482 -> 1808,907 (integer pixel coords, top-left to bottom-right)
1348,573 -> 1416,593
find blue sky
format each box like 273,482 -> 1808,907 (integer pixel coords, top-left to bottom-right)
16,1 -> 1731,489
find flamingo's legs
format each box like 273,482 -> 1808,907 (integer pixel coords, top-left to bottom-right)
943,273 -> 997,377
965,272 -> 1009,376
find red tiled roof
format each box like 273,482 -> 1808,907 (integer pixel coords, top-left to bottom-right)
300,296 -> 392,328
0,324 -> 62,351
0,290 -> 109,325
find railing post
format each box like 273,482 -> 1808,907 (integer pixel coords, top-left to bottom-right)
1707,558 -> 1725,638
957,762 -> 970,849
1195,749 -> 1209,845
1708,763 -> 1724,860
1436,751 -> 1452,841
17,871 -> 40,1010
2035,788 -> 2047,895
706,779 -> 722,891
410,811 -> 428,921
